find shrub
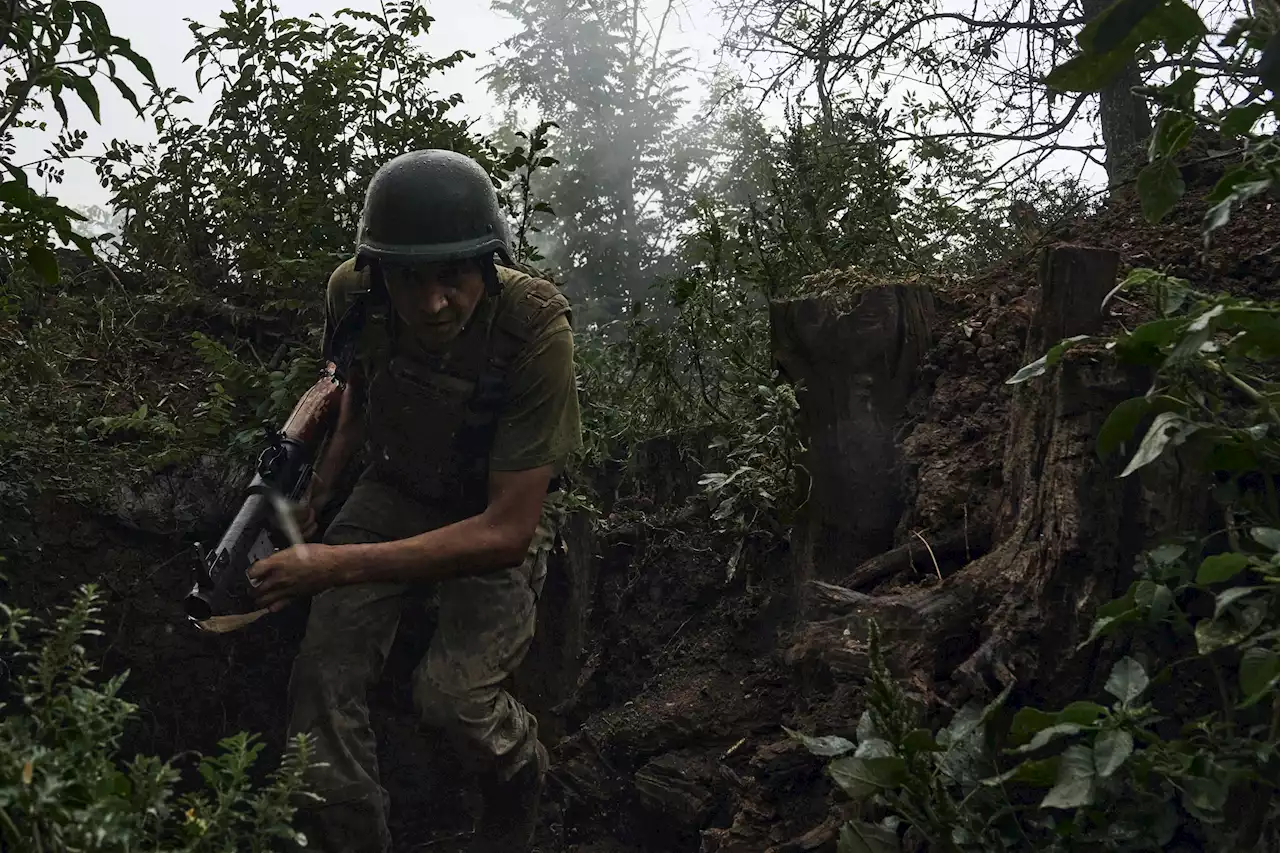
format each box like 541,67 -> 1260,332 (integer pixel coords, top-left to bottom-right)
0,583 -> 316,851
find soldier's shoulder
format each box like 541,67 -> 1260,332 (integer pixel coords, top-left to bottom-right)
495,263 -> 571,338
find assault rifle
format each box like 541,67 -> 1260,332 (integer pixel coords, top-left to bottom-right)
183,364 -> 344,625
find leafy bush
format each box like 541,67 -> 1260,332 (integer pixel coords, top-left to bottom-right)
0,0 -> 155,285
575,208 -> 806,530
0,583 -> 315,850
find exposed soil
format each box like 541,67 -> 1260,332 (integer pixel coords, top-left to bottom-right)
8,180 -> 1280,853
897,181 -> 1280,555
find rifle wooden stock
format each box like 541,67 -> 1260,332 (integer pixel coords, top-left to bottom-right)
184,364 -> 344,622
282,363 -> 344,444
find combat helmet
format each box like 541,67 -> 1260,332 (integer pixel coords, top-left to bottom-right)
356,149 -> 513,266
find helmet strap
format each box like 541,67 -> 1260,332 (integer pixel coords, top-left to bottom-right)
481,253 -> 501,297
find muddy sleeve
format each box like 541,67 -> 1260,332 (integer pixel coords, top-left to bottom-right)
489,317 -> 582,473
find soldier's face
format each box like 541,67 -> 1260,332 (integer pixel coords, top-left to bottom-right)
383,258 -> 486,346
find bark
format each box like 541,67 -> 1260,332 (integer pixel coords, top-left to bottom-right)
1081,0 -> 1154,185
786,246 -> 1168,706
770,284 -> 936,587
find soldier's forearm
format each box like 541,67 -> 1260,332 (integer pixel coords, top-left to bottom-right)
334,510 -> 531,585
310,423 -> 364,503
326,464 -> 553,586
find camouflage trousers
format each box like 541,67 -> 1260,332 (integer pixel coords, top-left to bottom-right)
286,475 -> 552,853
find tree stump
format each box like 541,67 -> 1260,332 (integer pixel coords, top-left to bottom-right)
771,284 -> 936,583
785,245 -> 1189,705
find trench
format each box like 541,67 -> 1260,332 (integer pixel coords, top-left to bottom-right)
12,187 -> 1280,852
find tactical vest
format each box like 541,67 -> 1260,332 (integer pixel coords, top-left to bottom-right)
325,264 -> 571,520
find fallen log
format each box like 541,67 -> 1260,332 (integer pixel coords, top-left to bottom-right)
839,525 -> 994,591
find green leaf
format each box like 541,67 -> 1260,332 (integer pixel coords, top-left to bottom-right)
856,710 -> 880,745
1220,102 -> 1272,136
1182,774 -> 1228,816
784,727 -> 856,758
1250,528 -> 1280,552
1085,0 -> 1164,53
1012,723 -> 1085,754
1043,48 -> 1133,93
1083,608 -> 1140,645
1258,32 -> 1280,94
1196,603 -> 1267,654
1105,657 -> 1149,707
838,821 -> 899,853
1148,110 -> 1196,159
1239,646 -> 1280,697
1093,729 -> 1134,777
51,88 -> 70,126
0,180 -> 33,206
1150,0 -> 1209,52
1221,15 -> 1254,47
1137,159 -> 1185,223
1058,701 -> 1108,726
902,729 -> 941,754
828,756 -> 904,800
68,75 -> 102,123
1147,585 -> 1175,623
1214,586 -> 1262,617
1149,544 -> 1187,566
1196,553 -> 1251,584
1010,707 -> 1059,744
854,738 -> 896,760
982,757 -> 1061,788
1041,745 -> 1097,809
120,44 -> 158,86
108,76 -> 144,115
1122,412 -> 1200,477
1114,317 -> 1190,366
1006,335 -> 1091,384
1164,69 -> 1202,99
1098,397 -> 1152,458
1205,179 -> 1273,238
26,244 -> 60,284
1098,584 -> 1140,619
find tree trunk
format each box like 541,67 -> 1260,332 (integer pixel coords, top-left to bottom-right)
784,246 -> 1172,707
770,284 -> 936,590
1081,0 -> 1154,185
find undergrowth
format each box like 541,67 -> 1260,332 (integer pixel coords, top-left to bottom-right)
790,1 -> 1280,847
0,583 -> 316,850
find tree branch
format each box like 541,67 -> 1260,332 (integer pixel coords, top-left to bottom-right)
747,10 -> 1083,68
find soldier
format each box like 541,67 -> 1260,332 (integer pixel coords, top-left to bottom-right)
246,149 -> 581,853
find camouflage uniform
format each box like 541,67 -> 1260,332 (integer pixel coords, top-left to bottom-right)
287,257 -> 579,853
287,480 -> 555,853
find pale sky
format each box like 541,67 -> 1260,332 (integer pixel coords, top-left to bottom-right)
12,0 -> 725,212
11,0 -> 1105,220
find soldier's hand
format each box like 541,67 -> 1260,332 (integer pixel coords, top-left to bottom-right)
275,490 -> 326,542
248,543 -> 345,611
294,497 -> 320,541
